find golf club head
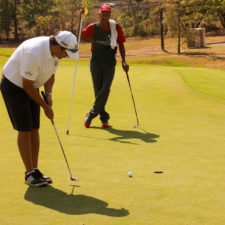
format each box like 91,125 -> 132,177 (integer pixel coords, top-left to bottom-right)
66,130 -> 69,135
69,177 -> 79,182
134,124 -> 139,128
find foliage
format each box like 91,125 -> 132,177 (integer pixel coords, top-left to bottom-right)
210,0 -> 225,28
0,0 -> 225,39
0,0 -> 13,40
162,0 -> 216,53
22,0 -> 59,36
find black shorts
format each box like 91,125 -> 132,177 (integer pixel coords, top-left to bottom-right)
0,76 -> 40,131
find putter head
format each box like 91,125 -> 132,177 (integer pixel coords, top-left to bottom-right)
66,130 -> 69,135
134,124 -> 139,128
69,177 -> 79,181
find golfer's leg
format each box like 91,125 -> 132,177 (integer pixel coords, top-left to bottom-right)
93,64 -> 115,116
30,129 -> 40,168
90,62 -> 102,98
17,131 -> 33,172
89,62 -> 103,118
100,110 -> 110,122
29,96 -> 40,168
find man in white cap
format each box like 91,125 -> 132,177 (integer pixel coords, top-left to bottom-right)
0,31 -> 78,187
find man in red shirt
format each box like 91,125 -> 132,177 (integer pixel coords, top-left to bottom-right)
78,4 -> 129,128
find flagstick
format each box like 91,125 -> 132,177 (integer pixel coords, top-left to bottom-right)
67,18 -> 83,135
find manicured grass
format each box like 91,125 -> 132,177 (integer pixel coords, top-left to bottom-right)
0,53 -> 225,225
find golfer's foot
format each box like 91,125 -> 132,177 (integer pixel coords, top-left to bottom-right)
84,112 -> 92,128
84,121 -> 90,128
34,168 -> 53,184
101,122 -> 109,128
25,171 -> 47,187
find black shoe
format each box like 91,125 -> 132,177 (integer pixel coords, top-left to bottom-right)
34,168 -> 53,184
25,171 -> 47,187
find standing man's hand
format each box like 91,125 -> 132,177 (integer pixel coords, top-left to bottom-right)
79,8 -> 85,16
77,8 -> 85,39
122,61 -> 129,72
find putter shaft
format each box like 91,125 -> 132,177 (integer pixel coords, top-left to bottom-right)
126,72 -> 139,127
41,91 -> 78,181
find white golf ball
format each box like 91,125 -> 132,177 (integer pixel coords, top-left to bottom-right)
128,172 -> 133,177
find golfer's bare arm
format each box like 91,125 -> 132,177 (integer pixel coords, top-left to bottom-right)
23,78 -> 54,120
44,75 -> 54,106
44,75 -> 54,94
119,43 -> 129,72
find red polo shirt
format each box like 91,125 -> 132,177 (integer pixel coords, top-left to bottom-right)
82,22 -> 126,46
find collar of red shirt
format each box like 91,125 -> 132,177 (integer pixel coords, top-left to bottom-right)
99,21 -> 110,30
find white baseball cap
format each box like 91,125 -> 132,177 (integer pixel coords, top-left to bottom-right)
55,31 -> 79,59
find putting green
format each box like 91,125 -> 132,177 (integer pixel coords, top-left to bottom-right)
0,58 -> 224,225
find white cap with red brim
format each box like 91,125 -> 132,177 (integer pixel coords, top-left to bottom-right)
55,31 -> 79,59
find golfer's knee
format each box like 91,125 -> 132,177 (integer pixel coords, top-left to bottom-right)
31,128 -> 39,134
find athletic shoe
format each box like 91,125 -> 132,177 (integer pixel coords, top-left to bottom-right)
84,121 -> 90,128
34,168 -> 53,184
101,122 -> 109,128
25,171 -> 47,187
84,112 -> 92,128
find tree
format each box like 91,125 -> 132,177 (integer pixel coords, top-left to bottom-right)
55,0 -> 81,33
0,0 -> 13,40
210,0 -> 225,28
119,0 -> 151,35
160,7 -> 164,50
22,0 -> 59,35
11,0 -> 21,40
163,0 -> 214,53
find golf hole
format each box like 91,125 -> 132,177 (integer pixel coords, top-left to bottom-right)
154,171 -> 164,174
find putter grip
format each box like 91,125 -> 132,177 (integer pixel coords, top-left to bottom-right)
41,91 -> 48,103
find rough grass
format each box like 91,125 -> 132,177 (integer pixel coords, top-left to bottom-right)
0,55 -> 225,225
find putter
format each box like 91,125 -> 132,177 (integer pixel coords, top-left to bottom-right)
41,91 -> 79,182
125,71 -> 139,128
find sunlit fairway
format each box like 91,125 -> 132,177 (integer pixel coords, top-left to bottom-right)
0,55 -> 225,225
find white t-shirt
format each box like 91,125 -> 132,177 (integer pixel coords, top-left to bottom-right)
3,36 -> 60,88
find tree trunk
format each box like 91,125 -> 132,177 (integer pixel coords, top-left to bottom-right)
219,14 -> 225,28
160,7 -> 164,51
12,0 -> 19,40
177,14 -> 181,54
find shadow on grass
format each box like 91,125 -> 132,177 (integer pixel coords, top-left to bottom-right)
90,126 -> 159,144
24,185 -> 129,216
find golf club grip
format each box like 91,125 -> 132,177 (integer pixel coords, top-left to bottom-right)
41,91 -> 54,125
41,91 -> 48,103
